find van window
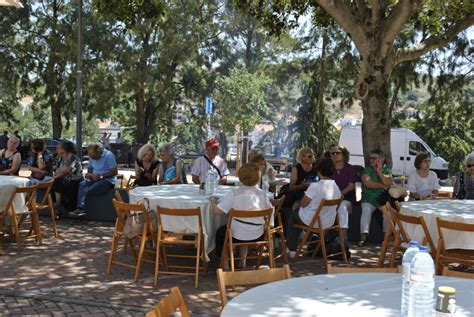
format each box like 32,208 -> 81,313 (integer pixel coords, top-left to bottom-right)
409,141 -> 428,156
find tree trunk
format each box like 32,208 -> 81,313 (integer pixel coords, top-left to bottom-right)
135,88 -> 147,144
51,101 -> 62,138
316,31 -> 327,156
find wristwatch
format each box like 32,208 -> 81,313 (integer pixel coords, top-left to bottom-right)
100,174 -> 104,179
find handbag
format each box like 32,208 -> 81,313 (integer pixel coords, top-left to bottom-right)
122,198 -> 157,238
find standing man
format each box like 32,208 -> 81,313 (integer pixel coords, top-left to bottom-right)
69,144 -> 118,217
191,139 -> 229,185
99,132 -> 111,149
0,131 -> 8,150
13,130 -> 21,148
115,132 -> 126,144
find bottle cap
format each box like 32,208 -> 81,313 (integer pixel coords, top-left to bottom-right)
419,246 -> 429,252
438,286 -> 456,294
409,240 -> 419,247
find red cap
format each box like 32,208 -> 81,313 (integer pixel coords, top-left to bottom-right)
206,139 -> 219,148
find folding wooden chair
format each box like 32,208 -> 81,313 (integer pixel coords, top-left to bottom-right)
154,206 -> 207,288
327,264 -> 401,274
442,267 -> 474,279
116,174 -> 125,188
436,218 -> 474,274
216,264 -> 291,308
0,185 -> 42,249
146,286 -> 190,317
293,198 -> 348,267
270,195 -> 287,266
378,202 -> 400,267
220,208 -> 274,272
107,199 -> 156,281
33,180 -> 59,238
126,175 -> 136,189
389,211 -> 436,267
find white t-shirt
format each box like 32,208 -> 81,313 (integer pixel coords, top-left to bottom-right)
298,179 -> 342,228
407,170 -> 440,197
217,186 -> 272,240
191,155 -> 230,182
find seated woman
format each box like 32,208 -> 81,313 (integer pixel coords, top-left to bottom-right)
289,147 -> 318,210
211,163 -> 272,269
28,139 -> 54,185
453,152 -> 474,200
134,144 -> 159,186
250,153 -> 271,191
407,153 -> 440,200
286,158 -> 342,258
0,136 -> 22,176
158,143 -> 187,184
52,140 -> 84,216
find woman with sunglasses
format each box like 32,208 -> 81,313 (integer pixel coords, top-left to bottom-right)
330,144 -> 358,232
289,147 -> 318,210
407,153 -> 440,200
453,152 -> 474,200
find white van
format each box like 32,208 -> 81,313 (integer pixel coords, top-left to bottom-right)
339,126 -> 449,179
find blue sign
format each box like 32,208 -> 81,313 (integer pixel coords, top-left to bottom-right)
205,96 -> 213,114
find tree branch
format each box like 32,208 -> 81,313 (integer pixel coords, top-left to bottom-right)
395,16 -> 474,65
382,0 -> 422,52
315,0 -> 368,56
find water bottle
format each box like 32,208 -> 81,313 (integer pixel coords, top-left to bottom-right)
408,246 -> 435,317
401,241 -> 419,317
205,167 -> 218,197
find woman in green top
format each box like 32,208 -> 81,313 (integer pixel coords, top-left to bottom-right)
359,149 -> 393,246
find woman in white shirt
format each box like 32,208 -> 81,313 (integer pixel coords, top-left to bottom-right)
407,153 -> 440,200
211,163 -> 272,269
286,157 -> 342,258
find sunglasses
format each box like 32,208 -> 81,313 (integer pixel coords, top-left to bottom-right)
468,164 -> 474,168
331,151 -> 342,156
422,159 -> 431,163
369,157 -> 379,160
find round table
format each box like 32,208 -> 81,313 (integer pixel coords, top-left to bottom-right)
400,200 -> 474,250
221,273 -> 474,317
0,176 -> 29,213
129,184 -> 234,255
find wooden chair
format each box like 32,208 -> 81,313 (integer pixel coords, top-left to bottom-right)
216,264 -> 291,308
126,175 -> 136,189
116,174 -> 125,188
442,267 -> 474,279
388,211 -> 436,267
33,180 -> 59,238
220,208 -> 274,272
327,264 -> 401,273
293,198 -> 348,267
378,202 -> 399,267
435,218 -> 474,274
0,185 -> 42,249
146,286 -> 190,317
270,195 -> 287,266
154,206 -> 207,288
437,192 -> 452,199
107,199 -> 156,281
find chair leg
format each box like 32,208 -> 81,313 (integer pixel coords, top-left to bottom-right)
319,230 -> 328,267
107,234 -> 120,274
32,211 -> 42,245
229,238 -> 236,272
378,228 -> 392,267
134,230 -> 147,281
201,234 -> 207,277
280,229 -> 288,265
295,228 -> 312,258
12,216 -> 21,249
338,227 -> 348,264
194,233 -> 201,288
154,230 -> 162,287
267,229 -> 275,268
389,236 -> 400,268
49,197 -> 59,238
220,231 -> 230,270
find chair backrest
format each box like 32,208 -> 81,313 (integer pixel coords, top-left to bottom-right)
393,211 -> 436,254
116,174 -> 125,188
145,287 -> 190,317
270,195 -> 285,214
226,208 -> 273,230
156,206 -> 203,231
442,267 -> 474,279
216,264 -> 291,307
126,175 -> 136,189
306,198 -> 342,229
437,218 -> 474,251
2,185 -> 38,216
114,188 -> 129,203
34,179 -> 55,206
327,264 -> 401,274
112,199 -> 153,234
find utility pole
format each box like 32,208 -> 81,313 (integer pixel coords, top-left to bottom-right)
75,0 -> 83,159
317,30 -> 327,156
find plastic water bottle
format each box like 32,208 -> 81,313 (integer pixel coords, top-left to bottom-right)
401,241 -> 419,317
408,246 -> 435,317
205,167 -> 218,197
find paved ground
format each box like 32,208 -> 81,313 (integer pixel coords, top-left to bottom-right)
0,215 -> 387,316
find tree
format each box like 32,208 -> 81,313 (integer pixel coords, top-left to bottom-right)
236,0 -> 474,165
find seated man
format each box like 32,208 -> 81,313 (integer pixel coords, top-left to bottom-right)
211,163 -> 272,269
191,139 -> 229,185
69,144 -> 118,217
286,157 -> 342,258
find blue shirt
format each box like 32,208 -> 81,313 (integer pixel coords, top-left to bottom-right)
89,149 -> 117,184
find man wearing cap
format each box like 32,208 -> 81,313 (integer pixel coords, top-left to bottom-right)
192,139 -> 230,185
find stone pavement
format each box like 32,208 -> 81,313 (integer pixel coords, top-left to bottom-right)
0,217 -> 384,316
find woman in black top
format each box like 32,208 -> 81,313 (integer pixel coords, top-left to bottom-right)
0,136 -> 22,176
289,147 -> 318,209
134,144 -> 160,186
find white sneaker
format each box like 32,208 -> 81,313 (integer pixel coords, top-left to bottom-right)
288,251 -> 296,258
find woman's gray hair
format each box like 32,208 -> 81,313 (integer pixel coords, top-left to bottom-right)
465,152 -> 474,166
159,143 -> 174,156
137,144 -> 157,161
9,135 -> 20,147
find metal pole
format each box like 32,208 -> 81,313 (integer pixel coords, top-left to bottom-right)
75,0 -> 83,159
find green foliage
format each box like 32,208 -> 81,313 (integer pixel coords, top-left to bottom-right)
214,68 -> 271,134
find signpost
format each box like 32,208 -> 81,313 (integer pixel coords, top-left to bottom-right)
205,96 -> 213,139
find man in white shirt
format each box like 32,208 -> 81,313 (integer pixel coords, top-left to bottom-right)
191,139 -> 229,184
286,158 -> 342,258
115,132 -> 126,144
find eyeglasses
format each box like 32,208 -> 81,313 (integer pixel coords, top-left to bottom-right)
331,151 -> 342,156
369,157 -> 379,160
422,159 -> 431,163
468,164 -> 474,168
304,154 -> 314,158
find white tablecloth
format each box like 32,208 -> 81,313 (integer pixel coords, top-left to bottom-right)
400,200 -> 474,250
0,176 -> 29,213
129,184 -> 233,256
221,273 -> 474,317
